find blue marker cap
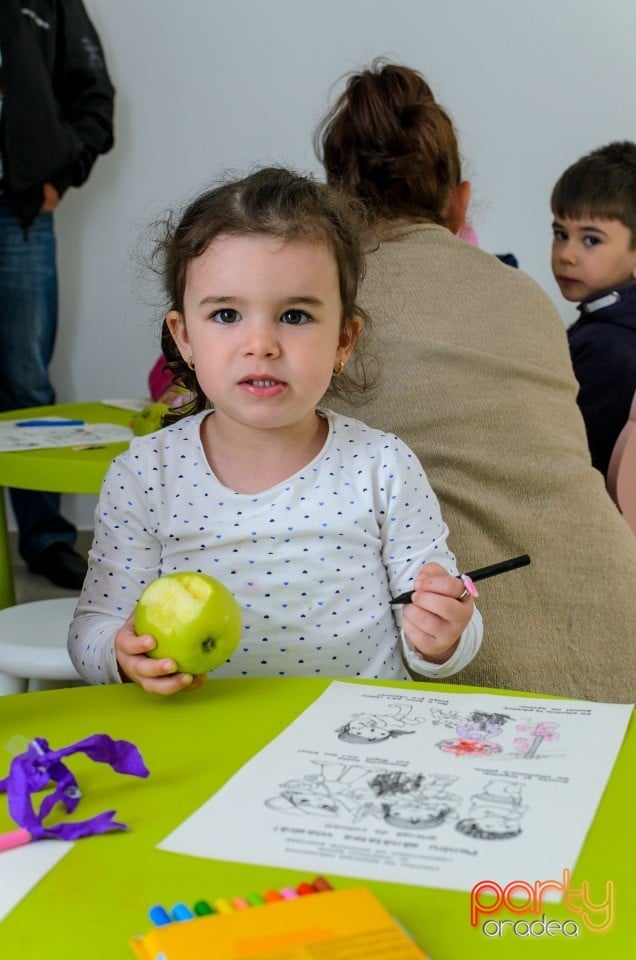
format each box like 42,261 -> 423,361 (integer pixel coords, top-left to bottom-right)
149,905 -> 171,926
171,903 -> 195,922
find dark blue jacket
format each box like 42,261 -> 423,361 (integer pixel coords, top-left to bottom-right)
567,281 -> 636,477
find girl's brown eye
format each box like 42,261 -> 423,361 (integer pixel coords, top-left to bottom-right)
281,310 -> 311,325
211,309 -> 240,324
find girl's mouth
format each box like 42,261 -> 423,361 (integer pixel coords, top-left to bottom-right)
239,377 -> 286,396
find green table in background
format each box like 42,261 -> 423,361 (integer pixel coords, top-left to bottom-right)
0,678 -> 632,960
0,402 -> 133,607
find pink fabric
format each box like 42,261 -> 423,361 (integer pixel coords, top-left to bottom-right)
456,223 -> 479,247
148,355 -> 174,401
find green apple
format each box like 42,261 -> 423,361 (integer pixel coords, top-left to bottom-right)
131,402 -> 170,436
134,572 -> 241,675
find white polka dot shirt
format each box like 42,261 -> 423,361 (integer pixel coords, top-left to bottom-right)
68,411 -> 482,684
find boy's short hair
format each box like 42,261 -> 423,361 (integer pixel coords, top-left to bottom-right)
551,141 -> 636,247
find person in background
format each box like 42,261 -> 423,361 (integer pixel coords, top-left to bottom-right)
0,1 -> 114,588
551,141 -> 636,478
315,59 -> 636,703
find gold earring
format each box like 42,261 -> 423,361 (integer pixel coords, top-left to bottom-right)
187,357 -> 195,371
334,359 -> 345,375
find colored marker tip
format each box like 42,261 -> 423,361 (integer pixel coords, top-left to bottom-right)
312,876 -> 334,892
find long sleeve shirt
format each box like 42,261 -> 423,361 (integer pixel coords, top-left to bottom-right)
69,410 -> 482,684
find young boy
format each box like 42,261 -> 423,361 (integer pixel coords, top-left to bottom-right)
551,141 -> 636,478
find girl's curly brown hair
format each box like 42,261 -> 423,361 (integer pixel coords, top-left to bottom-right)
149,166 -> 378,425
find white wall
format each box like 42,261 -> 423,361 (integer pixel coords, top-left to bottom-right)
41,0 -> 636,527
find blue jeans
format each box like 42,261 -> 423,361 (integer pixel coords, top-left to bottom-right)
0,199 -> 76,564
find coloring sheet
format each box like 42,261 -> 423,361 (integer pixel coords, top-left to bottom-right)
0,841 -> 72,922
100,397 -> 150,412
160,682 -> 632,895
0,420 -> 132,452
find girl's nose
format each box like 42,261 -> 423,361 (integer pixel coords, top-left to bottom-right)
243,320 -> 280,357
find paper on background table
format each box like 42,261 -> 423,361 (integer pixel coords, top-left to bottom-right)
160,681 -> 632,896
101,398 -> 151,412
0,840 -> 72,922
0,421 -> 132,452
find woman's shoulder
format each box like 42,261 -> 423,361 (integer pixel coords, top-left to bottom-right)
369,224 -> 554,300
364,226 -> 564,344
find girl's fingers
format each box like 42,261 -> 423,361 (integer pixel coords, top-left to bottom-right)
411,589 -> 473,622
115,615 -> 205,695
136,672 -> 199,696
129,653 -> 177,678
183,674 -> 207,693
402,592 -> 472,660
119,632 -> 155,656
402,606 -> 447,646
413,564 -> 478,604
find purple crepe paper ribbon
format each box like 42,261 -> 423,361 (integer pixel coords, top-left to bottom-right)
0,734 -> 149,842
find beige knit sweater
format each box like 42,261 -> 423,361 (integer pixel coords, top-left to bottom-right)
333,223 -> 636,703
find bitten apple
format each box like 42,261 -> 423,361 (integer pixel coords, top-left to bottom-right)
134,572 -> 241,675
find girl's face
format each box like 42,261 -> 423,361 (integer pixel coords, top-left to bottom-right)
167,233 -> 357,439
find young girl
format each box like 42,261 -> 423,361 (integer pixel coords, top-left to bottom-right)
68,167 -> 482,695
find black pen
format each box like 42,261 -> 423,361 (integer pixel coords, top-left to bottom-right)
390,553 -> 531,605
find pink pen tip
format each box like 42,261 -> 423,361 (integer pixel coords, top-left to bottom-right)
0,827 -> 32,852
460,573 -> 479,597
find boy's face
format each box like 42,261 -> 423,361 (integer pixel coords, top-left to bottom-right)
551,215 -> 636,302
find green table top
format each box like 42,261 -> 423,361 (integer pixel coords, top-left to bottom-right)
0,678 -> 632,960
0,402 -> 134,493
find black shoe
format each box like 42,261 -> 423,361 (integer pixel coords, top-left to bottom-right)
28,542 -> 88,591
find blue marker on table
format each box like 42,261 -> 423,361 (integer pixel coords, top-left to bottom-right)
171,903 -> 195,922
16,419 -> 85,428
148,904 -> 171,926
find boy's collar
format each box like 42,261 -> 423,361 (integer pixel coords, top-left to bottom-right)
580,281 -> 636,314
580,291 -> 621,314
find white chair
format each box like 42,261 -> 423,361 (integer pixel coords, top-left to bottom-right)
0,597 -> 83,695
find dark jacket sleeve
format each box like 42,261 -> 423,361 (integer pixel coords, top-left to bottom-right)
0,0 -> 114,205
48,0 -> 115,197
568,322 -> 635,477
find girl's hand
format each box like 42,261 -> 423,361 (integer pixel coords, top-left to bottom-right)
401,562 -> 475,664
115,615 -> 206,695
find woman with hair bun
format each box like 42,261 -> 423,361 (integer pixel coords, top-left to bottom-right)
316,60 -> 636,704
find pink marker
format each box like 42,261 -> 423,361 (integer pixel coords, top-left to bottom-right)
0,828 -> 32,853
279,887 -> 299,900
